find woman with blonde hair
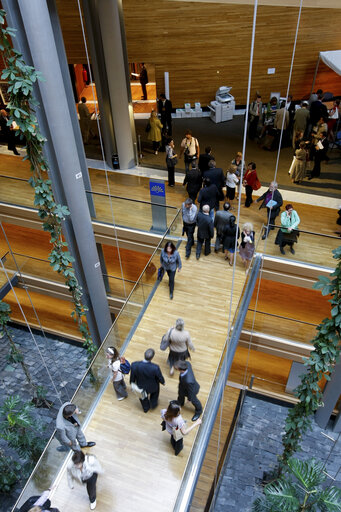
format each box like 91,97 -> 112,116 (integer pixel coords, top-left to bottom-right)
239,222 -> 255,269
166,318 -> 194,376
147,109 -> 163,154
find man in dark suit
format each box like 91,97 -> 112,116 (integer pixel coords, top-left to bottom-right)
198,146 -> 214,174
202,160 -> 225,204
158,93 -> 172,136
175,360 -> 202,421
309,131 -> 329,179
130,348 -> 165,412
198,177 -> 220,218
214,202 -> 232,252
139,63 -> 148,100
196,204 -> 214,259
309,89 -> 328,127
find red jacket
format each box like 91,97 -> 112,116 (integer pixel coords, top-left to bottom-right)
244,169 -> 258,190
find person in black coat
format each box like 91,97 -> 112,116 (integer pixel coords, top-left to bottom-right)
198,146 -> 214,174
256,181 -> 283,239
0,109 -> 20,155
309,90 -> 328,127
130,348 -> 165,412
183,164 -> 202,203
196,205 -> 214,259
175,360 -> 202,421
309,131 -> 329,179
139,63 -> 148,100
198,177 -> 220,218
202,160 -> 225,207
158,93 -> 172,136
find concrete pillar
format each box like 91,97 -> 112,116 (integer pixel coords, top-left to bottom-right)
3,0 -> 112,346
82,0 -> 137,170
315,361 -> 341,431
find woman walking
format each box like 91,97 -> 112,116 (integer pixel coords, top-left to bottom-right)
239,222 -> 255,270
275,204 -> 300,255
106,347 -> 128,401
160,241 -> 182,300
67,450 -> 103,510
147,110 -> 163,154
161,401 -> 202,456
243,162 -> 260,207
223,215 -> 239,266
165,138 -> 178,187
166,318 -> 195,376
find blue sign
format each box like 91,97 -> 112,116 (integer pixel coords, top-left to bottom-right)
150,180 -> 165,197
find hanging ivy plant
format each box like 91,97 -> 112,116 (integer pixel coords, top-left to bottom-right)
0,9 -> 96,365
280,245 -> 341,466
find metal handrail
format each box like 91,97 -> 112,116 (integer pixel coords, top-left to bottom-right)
247,308 -> 318,327
264,222 -> 341,240
173,254 -> 262,512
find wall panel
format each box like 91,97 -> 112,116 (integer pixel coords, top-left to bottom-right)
56,0 -> 341,107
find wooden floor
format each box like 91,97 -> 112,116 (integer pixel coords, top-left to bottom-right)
51,241 -> 247,512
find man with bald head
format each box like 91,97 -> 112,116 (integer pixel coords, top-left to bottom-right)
196,204 -> 214,259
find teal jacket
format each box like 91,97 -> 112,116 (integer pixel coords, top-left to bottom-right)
280,210 -> 300,233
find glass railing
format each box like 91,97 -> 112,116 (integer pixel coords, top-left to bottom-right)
12,209 -> 183,509
243,309 -> 318,345
257,223 -> 340,268
0,174 -> 180,234
0,174 -> 35,209
248,374 -> 290,396
85,189 -> 179,232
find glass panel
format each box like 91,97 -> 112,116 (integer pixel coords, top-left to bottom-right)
0,175 -> 34,208
243,309 -> 318,345
257,224 -> 340,268
85,190 -> 178,232
14,209 -> 182,508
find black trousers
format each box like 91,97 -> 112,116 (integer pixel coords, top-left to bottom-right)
170,435 -> 183,456
141,82 -> 147,100
248,115 -> 259,140
152,140 -> 160,152
178,392 -> 203,416
183,222 -> 196,257
139,389 -> 160,412
166,269 -> 175,294
245,185 -> 253,207
83,473 -> 97,503
196,236 -> 211,256
167,165 -> 175,186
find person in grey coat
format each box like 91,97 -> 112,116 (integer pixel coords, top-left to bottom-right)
56,402 -> 96,452
214,202 -> 232,252
160,241 -> 182,300
196,204 -> 214,259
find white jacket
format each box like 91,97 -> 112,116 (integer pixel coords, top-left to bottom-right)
67,454 -> 103,488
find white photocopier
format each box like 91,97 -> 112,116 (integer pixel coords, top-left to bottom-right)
209,86 -> 236,123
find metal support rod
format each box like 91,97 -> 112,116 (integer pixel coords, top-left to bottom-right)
311,54 -> 321,96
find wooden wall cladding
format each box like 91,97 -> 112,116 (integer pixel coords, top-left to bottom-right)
56,0 -> 341,107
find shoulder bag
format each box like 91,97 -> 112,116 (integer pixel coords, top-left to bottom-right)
160,327 -> 174,351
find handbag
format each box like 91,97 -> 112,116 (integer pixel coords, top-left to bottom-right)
172,426 -> 183,441
253,178 -> 261,191
160,327 -> 173,351
145,122 -> 151,133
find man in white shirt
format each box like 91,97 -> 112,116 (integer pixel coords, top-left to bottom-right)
180,130 -> 200,171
